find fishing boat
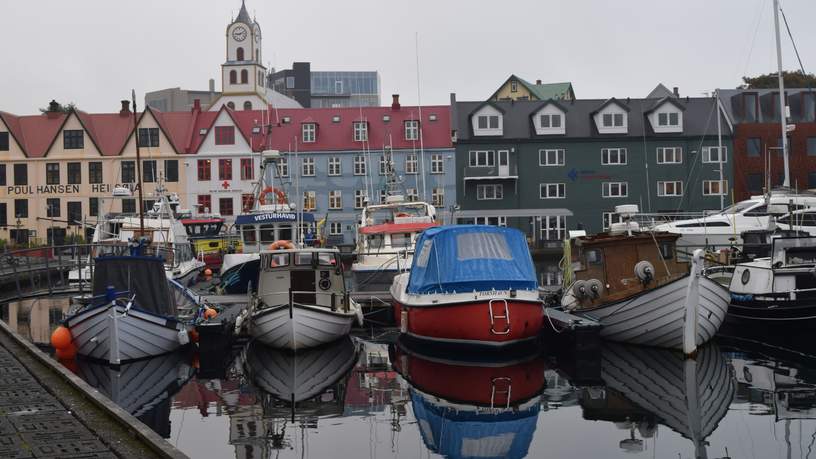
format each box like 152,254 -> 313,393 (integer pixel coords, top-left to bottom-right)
180,214 -> 240,270
390,225 -> 544,351
392,340 -> 546,459
63,248 -> 194,365
245,247 -> 363,350
561,206 -> 729,353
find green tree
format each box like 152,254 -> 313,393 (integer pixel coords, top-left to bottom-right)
39,100 -> 76,114
740,70 -> 816,89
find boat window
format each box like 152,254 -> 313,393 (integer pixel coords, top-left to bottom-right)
585,249 -> 603,265
416,240 -> 432,267
261,252 -> 289,269
295,252 -> 313,265
786,248 -> 816,265
367,234 -> 384,249
242,226 -> 257,244
279,226 -> 293,242
659,241 -> 674,260
390,233 -> 412,248
317,252 -> 335,266
675,222 -> 730,228
456,232 -> 512,261
721,201 -> 760,214
744,205 -> 767,216
259,225 -> 277,243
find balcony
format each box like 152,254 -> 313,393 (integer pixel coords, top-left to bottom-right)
462,165 -> 519,181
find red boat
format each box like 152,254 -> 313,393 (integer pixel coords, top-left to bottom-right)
390,225 -> 543,350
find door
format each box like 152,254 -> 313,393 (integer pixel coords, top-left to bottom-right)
291,270 -> 317,305
498,150 -> 509,177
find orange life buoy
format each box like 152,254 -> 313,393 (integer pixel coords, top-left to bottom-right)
395,212 -> 410,218
268,240 -> 295,250
258,187 -> 288,206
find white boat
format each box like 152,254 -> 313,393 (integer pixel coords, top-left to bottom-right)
246,248 -> 363,350
65,253 -> 192,365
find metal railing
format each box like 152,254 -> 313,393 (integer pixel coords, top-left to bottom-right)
258,289 -> 351,314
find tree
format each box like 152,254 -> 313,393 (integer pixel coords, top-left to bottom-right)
39,100 -> 76,114
740,70 -> 816,89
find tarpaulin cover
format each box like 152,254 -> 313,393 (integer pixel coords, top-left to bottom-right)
406,225 -> 537,294
92,256 -> 177,316
411,391 -> 539,459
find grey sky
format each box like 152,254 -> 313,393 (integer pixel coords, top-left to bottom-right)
2,0 -> 814,115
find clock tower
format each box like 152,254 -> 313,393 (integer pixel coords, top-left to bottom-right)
220,0 -> 267,110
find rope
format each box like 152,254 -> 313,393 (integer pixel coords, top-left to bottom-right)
543,307 -> 565,334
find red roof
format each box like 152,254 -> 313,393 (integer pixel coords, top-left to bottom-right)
359,222 -> 439,235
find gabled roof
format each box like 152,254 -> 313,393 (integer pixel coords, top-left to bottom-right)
644,96 -> 686,114
0,110 -> 68,157
470,100 -> 505,115
489,75 -> 575,101
591,98 -> 631,115
73,110 -> 133,156
646,83 -> 675,99
531,99 -> 569,114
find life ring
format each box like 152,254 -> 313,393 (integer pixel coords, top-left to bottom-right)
395,212 -> 410,218
258,187 -> 288,206
269,240 -> 295,250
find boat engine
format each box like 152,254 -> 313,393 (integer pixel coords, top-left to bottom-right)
634,261 -> 654,284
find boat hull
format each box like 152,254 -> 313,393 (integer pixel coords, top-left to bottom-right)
727,296 -> 816,326
352,268 -> 400,292
66,304 -> 187,365
249,303 -> 357,350
568,275 -> 729,350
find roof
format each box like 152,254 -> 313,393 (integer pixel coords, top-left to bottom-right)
234,0 -> 253,25
517,77 -> 574,101
717,87 -> 816,125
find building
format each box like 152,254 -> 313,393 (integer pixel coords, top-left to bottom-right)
268,62 -> 381,108
451,84 -> 733,244
490,75 -> 575,102
717,88 -> 816,200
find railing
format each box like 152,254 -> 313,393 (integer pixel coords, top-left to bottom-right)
462,165 -> 519,179
258,289 -> 351,314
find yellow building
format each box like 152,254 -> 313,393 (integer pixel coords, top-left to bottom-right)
490,75 -> 574,102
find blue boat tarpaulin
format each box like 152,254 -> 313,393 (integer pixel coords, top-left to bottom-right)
406,225 -> 538,294
234,212 -> 314,226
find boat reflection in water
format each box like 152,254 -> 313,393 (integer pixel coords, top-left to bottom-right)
76,350 -> 195,438
392,340 -> 547,459
580,343 -> 735,458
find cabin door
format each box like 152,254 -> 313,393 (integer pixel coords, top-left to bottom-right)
602,245 -> 639,291
291,270 -> 317,304
498,150 -> 509,177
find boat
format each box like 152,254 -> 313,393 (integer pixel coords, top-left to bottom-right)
64,248 -> 193,365
391,340 -> 546,459
561,205 -> 729,353
390,225 -> 544,351
180,214 -> 240,270
245,247 -> 363,350
579,342 -> 734,457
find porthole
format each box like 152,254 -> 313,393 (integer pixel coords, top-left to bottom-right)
741,269 -> 751,285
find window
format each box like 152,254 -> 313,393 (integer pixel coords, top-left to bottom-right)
121,199 -> 135,214
303,191 -> 316,211
219,198 -> 233,216
510,80 -> 518,93
602,182 -> 628,198
656,147 -> 682,164
354,155 -> 366,175
658,112 -> 680,126
197,194 -> 212,213
121,161 -> 136,183
405,154 -> 418,174
353,121 -> 368,142
89,197 -> 99,217
335,80 -> 343,94
227,102 -> 235,110
229,70 -> 237,84
45,163 -> 60,185
46,198 -> 60,218
406,188 -> 418,202
539,149 -> 565,166
165,160 -> 178,182
0,164 -> 5,186
241,194 -> 254,212
601,148 -> 627,165
703,146 -> 727,163
602,113 -> 624,127
88,162 -> 103,184
808,137 -> 816,156
197,159 -> 211,181
0,203 -> 5,227
379,156 -> 387,175
63,130 -> 84,149
379,189 -> 387,204
240,158 -> 254,180
14,199 -> 28,218
143,160 -> 156,183
0,132 -> 8,151
277,157 -> 289,177
328,157 -> 341,176
657,181 -> 683,196
476,184 -> 503,200
477,115 -> 499,129
405,120 -> 419,141
602,212 -> 623,231
67,202 -> 81,226
469,150 -> 495,167
329,222 -> 342,235
243,101 -> 252,111
67,162 -> 81,184
703,180 -> 728,196
540,114 -> 562,128
236,47 -> 244,60
215,126 -> 235,145
355,190 -> 367,209
540,183 -> 566,199
301,158 -> 315,176
809,173 -> 816,189
747,138 -> 761,157
431,154 -> 444,174
329,190 -> 342,209
219,159 -> 232,180
13,164 -> 26,186
747,173 -> 764,193
302,123 -> 316,143
432,187 -> 444,207
240,69 -> 248,84
539,215 -> 566,241
137,128 -> 159,147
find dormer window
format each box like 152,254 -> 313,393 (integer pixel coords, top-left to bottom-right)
478,115 -> 499,129
472,105 -> 503,136
302,123 -> 316,143
405,120 -> 419,141
658,112 -> 679,126
534,105 -> 566,135
602,113 -> 624,127
540,114 -> 561,128
353,121 -> 368,142
649,103 -> 683,133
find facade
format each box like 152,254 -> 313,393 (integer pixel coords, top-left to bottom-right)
717,88 -> 816,200
452,85 -> 734,242
268,62 -> 381,108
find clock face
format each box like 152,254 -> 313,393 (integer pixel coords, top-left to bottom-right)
232,26 -> 247,42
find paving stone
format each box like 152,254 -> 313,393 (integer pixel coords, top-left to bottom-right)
26,437 -> 108,458
0,401 -> 64,416
0,433 -> 34,458
9,412 -> 83,434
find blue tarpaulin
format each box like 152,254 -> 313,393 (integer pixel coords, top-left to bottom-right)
406,225 -> 537,294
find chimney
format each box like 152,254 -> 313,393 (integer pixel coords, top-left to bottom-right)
536,79 -> 542,85
673,86 -> 679,97
120,100 -> 130,116
209,78 -> 215,93
193,99 -> 201,113
46,100 -> 61,119
391,94 -> 401,110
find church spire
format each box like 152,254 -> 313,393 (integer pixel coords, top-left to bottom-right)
235,0 -> 252,25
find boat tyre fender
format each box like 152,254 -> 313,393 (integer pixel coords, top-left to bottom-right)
634,260 -> 655,284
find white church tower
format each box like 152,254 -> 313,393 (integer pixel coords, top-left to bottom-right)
213,0 -> 268,111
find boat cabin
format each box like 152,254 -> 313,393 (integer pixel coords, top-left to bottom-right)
181,218 -> 224,238
234,209 -> 315,253
256,249 -> 349,310
732,237 -> 816,299
358,202 -> 438,254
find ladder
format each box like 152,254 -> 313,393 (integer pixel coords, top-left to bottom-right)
490,377 -> 512,409
488,299 -> 510,335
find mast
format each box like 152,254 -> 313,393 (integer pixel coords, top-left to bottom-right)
773,0 -> 791,187
131,90 -> 145,234
716,89 -> 724,209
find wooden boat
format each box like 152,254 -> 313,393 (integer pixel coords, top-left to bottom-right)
246,248 -> 363,350
561,211 -> 729,353
390,225 -> 543,351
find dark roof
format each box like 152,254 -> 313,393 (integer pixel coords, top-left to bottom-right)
235,0 -> 252,25
644,97 -> 686,114
718,88 -> 816,124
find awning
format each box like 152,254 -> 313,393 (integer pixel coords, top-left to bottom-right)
455,208 -> 573,218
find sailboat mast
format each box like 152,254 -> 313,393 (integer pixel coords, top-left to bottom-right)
131,89 -> 145,234
773,0 -> 791,187
716,89 -> 724,209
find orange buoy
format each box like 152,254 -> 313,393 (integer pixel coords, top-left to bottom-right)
268,240 -> 295,250
204,268 -> 213,276
50,326 -> 72,350
204,308 -> 218,320
55,343 -> 77,360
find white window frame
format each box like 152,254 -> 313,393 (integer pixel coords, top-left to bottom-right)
301,157 -> 315,176
703,180 -> 728,196
602,113 -> 624,127
353,155 -> 366,175
405,154 -> 418,174
539,215 -> 566,241
539,114 -> 562,129
657,180 -> 683,197
329,222 -> 342,235
431,154 -> 444,174
406,188 -> 418,202
657,112 -> 679,127
328,157 -> 341,176
302,123 -> 316,143
378,189 -> 387,204
602,212 -> 623,231
404,120 -> 419,141
702,146 -> 727,164
539,149 -> 565,166
277,157 -> 289,177
476,184 -> 503,200
354,190 -> 367,209
477,115 -> 500,130
469,150 -> 495,167
329,190 -> 342,209
540,183 -> 566,199
474,216 -> 507,227
303,191 -> 316,211
602,181 -> 628,198
431,187 -> 444,207
379,155 -> 387,175
601,148 -> 627,165
656,146 -> 682,164
353,121 -> 368,142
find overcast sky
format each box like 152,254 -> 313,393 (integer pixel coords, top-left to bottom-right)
2,0 -> 815,114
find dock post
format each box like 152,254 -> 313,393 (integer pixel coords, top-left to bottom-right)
683,249 -> 703,356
